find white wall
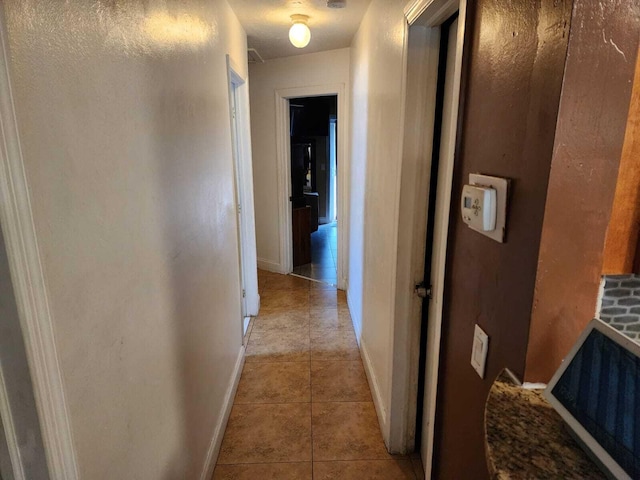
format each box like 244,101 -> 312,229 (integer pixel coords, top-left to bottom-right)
2,0 -> 249,478
249,48 -> 350,272
348,0 -> 408,445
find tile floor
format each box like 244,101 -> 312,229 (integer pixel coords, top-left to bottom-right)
293,222 -> 338,285
213,270 -> 425,480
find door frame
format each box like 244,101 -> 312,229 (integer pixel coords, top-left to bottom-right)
0,365 -> 24,480
0,8 -> 78,479
274,84 -> 348,290
226,56 -> 260,332
392,0 -> 467,472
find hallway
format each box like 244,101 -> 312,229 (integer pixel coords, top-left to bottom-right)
214,270 -> 423,479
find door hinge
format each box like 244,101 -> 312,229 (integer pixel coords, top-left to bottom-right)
415,282 -> 432,299
242,289 -> 246,298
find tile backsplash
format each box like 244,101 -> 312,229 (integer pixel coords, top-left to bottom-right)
598,274 -> 640,341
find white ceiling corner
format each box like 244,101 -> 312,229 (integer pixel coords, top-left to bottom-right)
227,0 -> 372,60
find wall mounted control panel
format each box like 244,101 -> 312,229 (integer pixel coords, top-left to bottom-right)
461,185 -> 496,232
461,174 -> 509,243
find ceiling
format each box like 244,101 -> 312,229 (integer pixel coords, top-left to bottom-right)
227,0 -> 372,60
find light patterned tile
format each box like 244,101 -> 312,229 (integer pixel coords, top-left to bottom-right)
311,361 -> 371,402
313,459 -> 416,480
337,290 -> 348,306
310,307 -> 354,332
260,289 -> 309,311
235,362 -> 310,404
311,329 -> 360,361
311,280 -> 335,290
264,274 -> 310,291
246,327 -> 309,363
310,289 -> 338,307
213,462 -> 312,480
218,403 -> 312,464
338,304 -> 351,318
312,402 -> 390,461
253,308 -> 310,333
257,269 -> 277,289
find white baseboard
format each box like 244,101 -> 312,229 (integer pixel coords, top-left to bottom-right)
346,290 -> 362,341
242,317 -> 251,336
345,290 -> 387,441
199,345 -> 245,480
256,258 -> 285,274
360,338 -> 389,445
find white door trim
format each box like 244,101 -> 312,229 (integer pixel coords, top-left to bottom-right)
0,9 -> 78,480
0,365 -> 25,480
405,0 -> 460,26
274,84 -> 348,290
420,11 -> 466,478
395,0 -> 466,474
226,56 -> 260,324
227,62 -> 248,324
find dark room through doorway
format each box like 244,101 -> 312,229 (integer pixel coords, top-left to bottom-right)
289,95 -> 338,285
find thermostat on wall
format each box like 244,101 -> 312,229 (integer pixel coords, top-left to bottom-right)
461,174 -> 509,243
461,184 -> 496,232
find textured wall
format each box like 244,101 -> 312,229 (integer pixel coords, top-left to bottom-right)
3,0 -> 248,477
599,275 -> 640,341
433,1 -> 572,478
248,48 -> 350,271
348,0 -> 407,441
525,0 -> 640,383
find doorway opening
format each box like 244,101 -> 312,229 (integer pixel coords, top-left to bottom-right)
289,95 -> 338,285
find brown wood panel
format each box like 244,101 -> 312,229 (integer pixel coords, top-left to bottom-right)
292,206 -> 311,267
432,1 -> 572,478
525,0 -> 640,383
602,51 -> 640,275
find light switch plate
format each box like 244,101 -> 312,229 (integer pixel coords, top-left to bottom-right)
471,324 -> 489,379
469,174 -> 509,243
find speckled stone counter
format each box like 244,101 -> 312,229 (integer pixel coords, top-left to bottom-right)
484,370 -> 605,479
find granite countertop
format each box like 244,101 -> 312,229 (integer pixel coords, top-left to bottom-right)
484,370 -> 606,479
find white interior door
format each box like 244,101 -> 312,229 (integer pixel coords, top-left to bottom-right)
229,82 -> 249,321
227,56 -> 260,336
421,15 -> 460,475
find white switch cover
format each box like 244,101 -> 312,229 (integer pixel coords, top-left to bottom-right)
471,324 -> 489,379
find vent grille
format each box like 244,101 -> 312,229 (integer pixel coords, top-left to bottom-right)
247,48 -> 264,64
327,0 -> 346,8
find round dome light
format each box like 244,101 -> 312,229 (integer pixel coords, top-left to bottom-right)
289,15 -> 311,48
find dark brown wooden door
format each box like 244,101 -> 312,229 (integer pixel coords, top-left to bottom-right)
292,206 -> 311,267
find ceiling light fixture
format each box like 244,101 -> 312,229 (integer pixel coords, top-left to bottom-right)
289,14 -> 311,48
